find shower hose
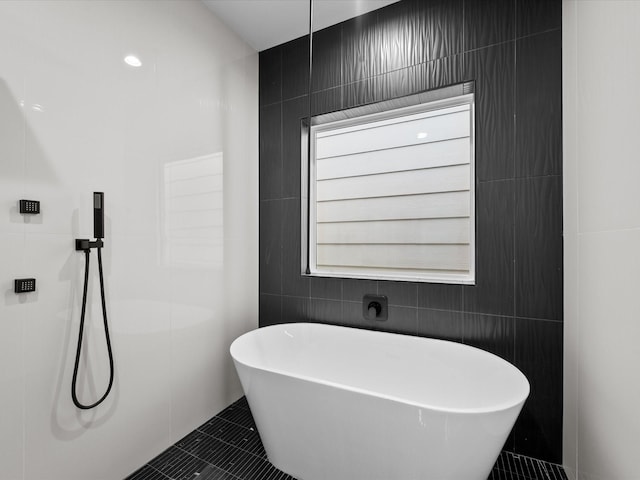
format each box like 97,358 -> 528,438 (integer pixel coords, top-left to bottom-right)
71,246 -> 114,409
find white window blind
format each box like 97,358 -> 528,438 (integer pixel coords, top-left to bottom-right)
303,86 -> 475,284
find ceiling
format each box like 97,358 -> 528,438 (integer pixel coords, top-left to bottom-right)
202,0 -> 399,51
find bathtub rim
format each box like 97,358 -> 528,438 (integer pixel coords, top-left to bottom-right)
230,322 -> 530,415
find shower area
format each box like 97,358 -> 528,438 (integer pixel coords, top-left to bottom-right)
0,1 -> 260,478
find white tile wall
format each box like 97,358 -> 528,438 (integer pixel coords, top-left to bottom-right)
563,1 -> 640,479
0,233 -> 26,480
0,1 -> 258,478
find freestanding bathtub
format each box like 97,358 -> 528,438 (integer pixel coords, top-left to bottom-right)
230,323 -> 529,480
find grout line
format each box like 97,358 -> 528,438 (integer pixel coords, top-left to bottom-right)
199,414 -> 255,434
172,445 -> 245,480
195,428 -> 264,460
515,27 -> 562,42
146,464 -> 172,480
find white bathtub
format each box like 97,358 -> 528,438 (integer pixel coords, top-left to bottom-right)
230,323 -> 529,480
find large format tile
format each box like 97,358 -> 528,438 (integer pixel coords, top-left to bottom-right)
0,233 -> 25,480
343,53 -> 464,109
462,312 -> 515,362
307,298 -> 342,324
169,296 -> 232,443
259,294 -> 282,328
417,282 -> 463,311
379,0 -> 463,71
464,0 -> 515,50
281,295 -> 309,324
514,318 -> 563,463
514,176 -> 563,321
515,30 -> 562,178
577,229 -> 640,479
463,42 -> 515,182
281,96 -> 309,200
376,305 -> 417,336
343,75 -> 379,109
23,233 -> 173,480
377,54 -> 464,102
259,103 -> 283,201
342,277 -> 378,303
341,10 -> 382,85
378,281 -> 417,308
417,308 -> 464,343
281,199 -> 308,297
309,276 -> 342,301
0,66 -> 26,235
282,36 -> 310,101
311,24 -> 342,92
259,200 -> 282,295
259,46 -> 281,106
464,180 -> 515,316
311,86 -> 342,116
575,3 -> 640,233
516,0 -> 562,38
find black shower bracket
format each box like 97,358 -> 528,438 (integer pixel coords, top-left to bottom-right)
75,238 -> 104,251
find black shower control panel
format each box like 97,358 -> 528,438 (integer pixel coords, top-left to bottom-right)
19,199 -> 40,214
14,278 -> 36,293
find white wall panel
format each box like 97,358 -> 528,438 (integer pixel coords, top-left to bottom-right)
563,2 -> 640,479
0,1 -> 259,479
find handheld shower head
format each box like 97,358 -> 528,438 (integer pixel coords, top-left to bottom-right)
93,192 -> 104,239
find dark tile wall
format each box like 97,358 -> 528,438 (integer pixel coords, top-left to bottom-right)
258,0 -> 562,464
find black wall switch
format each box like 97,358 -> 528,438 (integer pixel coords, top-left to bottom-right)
14,278 -> 36,293
19,200 -> 40,214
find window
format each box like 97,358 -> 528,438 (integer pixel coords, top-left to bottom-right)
302,83 -> 475,284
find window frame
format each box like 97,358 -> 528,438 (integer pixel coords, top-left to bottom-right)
301,83 -> 475,284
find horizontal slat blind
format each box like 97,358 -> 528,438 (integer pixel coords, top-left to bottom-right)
317,218 -> 470,244
316,191 -> 470,223
317,138 -> 470,180
309,97 -> 474,283
317,244 -> 470,271
316,106 -> 470,158
317,164 -> 469,201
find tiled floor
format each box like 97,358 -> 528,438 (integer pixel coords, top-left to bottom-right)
126,397 -> 567,480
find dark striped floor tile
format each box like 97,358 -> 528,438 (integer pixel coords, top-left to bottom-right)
148,445 -> 234,480
488,468 -> 530,480
198,416 -> 266,458
125,464 -> 170,480
216,403 -> 257,430
543,461 -> 568,480
175,429 -> 280,479
495,451 -> 567,480
230,396 -> 251,411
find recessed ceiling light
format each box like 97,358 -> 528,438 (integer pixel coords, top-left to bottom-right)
124,55 -> 142,67
417,132 -> 428,139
